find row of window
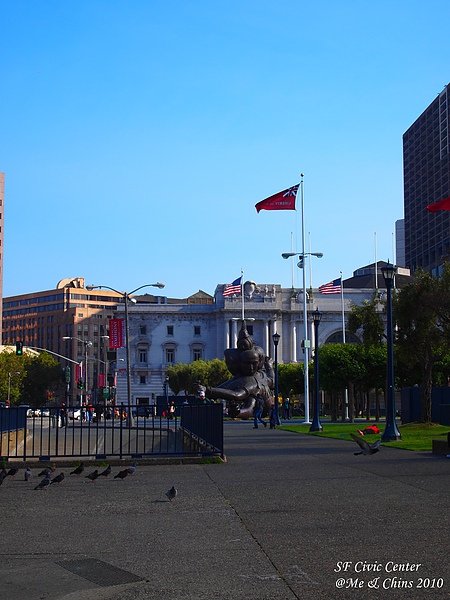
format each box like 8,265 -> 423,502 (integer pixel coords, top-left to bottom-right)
137,346 -> 203,364
137,324 -> 202,336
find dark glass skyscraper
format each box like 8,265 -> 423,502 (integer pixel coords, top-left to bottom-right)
403,83 -> 450,275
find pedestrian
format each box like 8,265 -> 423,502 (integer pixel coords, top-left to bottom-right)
253,395 -> 267,429
269,405 -> 277,429
60,403 -> 67,427
283,397 -> 291,420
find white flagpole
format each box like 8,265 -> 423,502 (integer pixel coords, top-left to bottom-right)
374,232 -> 378,291
241,269 -> 245,321
300,174 -> 311,424
341,271 -> 349,421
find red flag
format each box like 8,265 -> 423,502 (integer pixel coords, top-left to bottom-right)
426,196 -> 450,212
255,184 -> 299,213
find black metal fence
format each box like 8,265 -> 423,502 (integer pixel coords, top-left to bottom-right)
0,403 -> 224,461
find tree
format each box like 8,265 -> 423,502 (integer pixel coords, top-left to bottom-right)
21,352 -> 63,406
394,265 -> 450,422
278,362 -> 303,398
347,296 -> 385,346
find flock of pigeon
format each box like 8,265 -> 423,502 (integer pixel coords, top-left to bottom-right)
0,462 -> 177,501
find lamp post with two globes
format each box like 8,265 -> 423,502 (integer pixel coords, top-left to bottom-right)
86,283 -> 165,426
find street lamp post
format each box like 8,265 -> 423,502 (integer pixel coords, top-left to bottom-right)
272,332 -> 281,425
381,263 -> 401,442
87,282 -> 165,426
309,308 -> 323,432
282,250 -> 323,423
62,337 -> 93,406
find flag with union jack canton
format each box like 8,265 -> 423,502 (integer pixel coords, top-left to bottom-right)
223,277 -> 242,297
255,184 -> 299,213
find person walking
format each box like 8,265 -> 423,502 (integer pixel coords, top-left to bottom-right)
283,397 -> 291,420
253,395 -> 267,429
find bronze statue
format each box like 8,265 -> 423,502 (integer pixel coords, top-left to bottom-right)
205,322 -> 274,419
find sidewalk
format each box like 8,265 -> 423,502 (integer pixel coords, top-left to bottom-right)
0,422 -> 448,599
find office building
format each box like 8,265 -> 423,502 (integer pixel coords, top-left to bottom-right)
403,83 -> 450,275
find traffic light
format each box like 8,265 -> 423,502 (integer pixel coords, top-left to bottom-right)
65,366 -> 71,384
15,341 -> 23,356
77,379 -> 84,390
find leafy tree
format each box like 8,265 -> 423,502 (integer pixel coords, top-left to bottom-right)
347,296 -> 385,346
0,351 -> 25,404
278,362 -> 303,398
394,265 -> 450,422
166,359 -> 230,396
21,352 -> 63,406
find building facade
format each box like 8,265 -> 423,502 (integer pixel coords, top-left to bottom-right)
2,277 -> 123,396
114,269 -> 401,405
0,173 -> 4,345
403,83 -> 450,275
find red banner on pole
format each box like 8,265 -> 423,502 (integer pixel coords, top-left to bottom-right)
98,373 -> 106,387
109,319 -> 124,348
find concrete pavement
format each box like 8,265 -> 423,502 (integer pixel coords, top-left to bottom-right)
0,422 -> 448,600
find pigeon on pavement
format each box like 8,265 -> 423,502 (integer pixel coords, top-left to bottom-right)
34,476 -> 51,490
350,433 -> 382,456
6,467 -> 19,478
99,465 -> 111,477
70,462 -> 85,475
114,469 -> 129,480
24,467 -> 32,481
0,469 -> 8,485
126,463 -> 136,475
85,470 -> 99,482
51,472 -> 65,485
165,486 -> 177,501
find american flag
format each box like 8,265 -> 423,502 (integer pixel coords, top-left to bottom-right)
223,277 -> 242,297
319,278 -> 342,294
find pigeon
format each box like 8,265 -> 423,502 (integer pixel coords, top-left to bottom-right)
34,476 -> 51,490
6,467 -> 19,478
51,472 -> 65,485
0,469 -> 7,486
350,433 -> 382,456
165,486 -> 177,502
99,465 -> 111,477
70,462 -> 85,475
85,470 -> 99,482
114,469 -> 129,480
24,467 -> 32,481
38,465 -> 55,477
126,463 -> 136,475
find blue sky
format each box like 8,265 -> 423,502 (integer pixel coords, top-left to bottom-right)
1,0 -> 449,298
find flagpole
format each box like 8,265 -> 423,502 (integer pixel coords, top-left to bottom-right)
374,232 -> 378,291
300,174 -> 311,424
340,270 -> 349,421
241,269 -> 244,321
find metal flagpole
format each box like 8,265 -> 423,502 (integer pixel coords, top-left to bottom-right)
300,175 -> 311,423
240,269 -> 245,321
341,271 -> 349,421
374,232 -> 378,291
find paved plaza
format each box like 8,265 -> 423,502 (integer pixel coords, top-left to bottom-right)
0,422 -> 448,600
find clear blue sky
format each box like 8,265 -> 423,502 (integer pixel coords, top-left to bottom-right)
1,1 -> 449,298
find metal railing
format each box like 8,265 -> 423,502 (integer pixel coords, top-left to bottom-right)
0,403 -> 224,461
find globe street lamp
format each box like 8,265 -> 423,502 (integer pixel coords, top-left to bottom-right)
272,332 -> 281,425
62,337 -> 93,406
282,251 -> 323,423
381,263 -> 401,441
87,283 -> 165,426
309,308 -> 323,432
